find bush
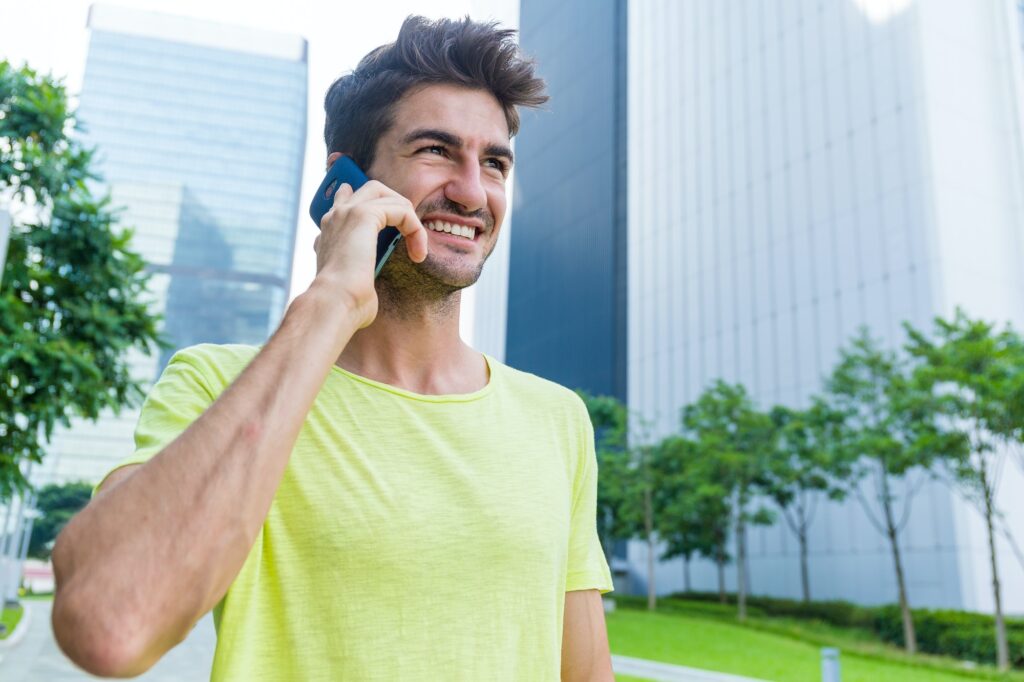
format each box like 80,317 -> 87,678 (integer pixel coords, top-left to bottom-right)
670,591 -> 1024,669
671,591 -> 874,629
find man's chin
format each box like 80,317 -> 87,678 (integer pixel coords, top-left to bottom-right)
426,264 -> 485,290
380,252 -> 485,291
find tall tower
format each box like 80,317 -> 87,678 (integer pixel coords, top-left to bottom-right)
501,0 -> 1024,611
39,4 -> 308,485
500,0 -> 629,402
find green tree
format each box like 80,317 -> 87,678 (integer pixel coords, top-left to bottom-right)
682,381 -> 775,621
577,391 -> 634,562
615,416 -> 665,611
824,327 -> 965,655
655,434 -> 731,596
27,481 -> 93,559
578,392 -> 671,609
763,401 -> 851,602
905,309 -> 1023,671
0,61 -> 164,499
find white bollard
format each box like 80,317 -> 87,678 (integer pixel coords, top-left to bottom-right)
821,647 -> 841,682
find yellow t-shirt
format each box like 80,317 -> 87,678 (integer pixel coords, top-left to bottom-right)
107,343 -> 613,681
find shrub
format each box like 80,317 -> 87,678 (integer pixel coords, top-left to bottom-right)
670,591 -> 1024,668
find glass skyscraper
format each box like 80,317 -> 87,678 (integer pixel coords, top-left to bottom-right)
488,0 -> 1024,613
38,4 -> 307,485
500,0 -> 629,402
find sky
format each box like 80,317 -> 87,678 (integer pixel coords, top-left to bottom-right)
0,0 -> 518,341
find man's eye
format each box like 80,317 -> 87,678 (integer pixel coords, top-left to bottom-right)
485,158 -> 509,173
423,145 -> 446,156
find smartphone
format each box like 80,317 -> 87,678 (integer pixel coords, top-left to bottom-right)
309,155 -> 403,278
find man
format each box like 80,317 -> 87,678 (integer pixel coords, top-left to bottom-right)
52,15 -> 614,681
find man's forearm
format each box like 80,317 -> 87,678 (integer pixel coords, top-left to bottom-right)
51,278 -> 360,677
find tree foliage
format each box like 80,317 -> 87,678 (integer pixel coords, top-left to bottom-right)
905,309 -> 1024,670
578,392 -> 673,609
655,433 -> 731,594
577,310 -> 1024,667
823,326 -> 967,654
681,380 -> 775,620
762,400 -> 850,602
0,60 -> 164,499
577,391 -> 636,555
27,480 -> 93,559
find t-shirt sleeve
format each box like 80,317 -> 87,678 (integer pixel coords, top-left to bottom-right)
565,401 -> 614,594
94,349 -> 218,493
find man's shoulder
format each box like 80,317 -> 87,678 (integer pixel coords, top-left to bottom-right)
168,343 -> 260,371
489,356 -> 588,416
161,343 -> 260,393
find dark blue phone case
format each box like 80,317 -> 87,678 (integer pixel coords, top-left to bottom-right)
309,156 -> 403,278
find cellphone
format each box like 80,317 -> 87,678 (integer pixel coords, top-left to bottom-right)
309,155 -> 403,278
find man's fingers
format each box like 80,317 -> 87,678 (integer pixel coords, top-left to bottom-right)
373,199 -> 428,263
332,179 -> 392,206
331,182 -> 355,207
405,226 -> 429,264
351,179 -> 398,201
326,182 -> 429,263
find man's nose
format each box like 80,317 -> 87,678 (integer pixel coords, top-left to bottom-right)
444,161 -> 488,213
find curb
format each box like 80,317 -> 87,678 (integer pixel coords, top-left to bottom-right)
0,601 -> 33,651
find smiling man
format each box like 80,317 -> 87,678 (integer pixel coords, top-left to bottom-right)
51,15 -> 613,681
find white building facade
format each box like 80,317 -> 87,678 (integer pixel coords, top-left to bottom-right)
489,0 -> 1024,612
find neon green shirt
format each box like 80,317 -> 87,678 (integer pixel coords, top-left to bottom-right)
106,343 -> 613,681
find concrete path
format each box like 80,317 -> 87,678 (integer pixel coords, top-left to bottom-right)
612,655 -> 771,682
0,599 -> 215,681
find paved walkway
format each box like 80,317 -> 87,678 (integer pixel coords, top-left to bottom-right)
612,655 -> 770,682
1,600 -> 769,681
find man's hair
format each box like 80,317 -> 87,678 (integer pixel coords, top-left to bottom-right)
323,15 -> 548,170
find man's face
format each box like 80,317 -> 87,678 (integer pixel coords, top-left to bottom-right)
330,83 -> 512,291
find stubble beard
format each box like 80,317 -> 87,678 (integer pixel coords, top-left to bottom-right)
374,234 -> 492,320
374,197 -> 496,320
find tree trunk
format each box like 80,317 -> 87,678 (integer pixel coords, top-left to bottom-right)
683,554 -> 691,593
737,512 -> 748,622
881,475 -> 916,654
716,551 -> 726,604
799,527 -> 811,603
644,485 -> 656,611
981,462 -> 1009,671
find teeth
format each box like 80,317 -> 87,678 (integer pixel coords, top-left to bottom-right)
425,220 -> 476,241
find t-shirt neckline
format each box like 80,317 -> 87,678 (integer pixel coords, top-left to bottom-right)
329,353 -> 497,403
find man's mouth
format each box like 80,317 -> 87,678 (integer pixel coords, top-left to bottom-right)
423,220 -> 479,242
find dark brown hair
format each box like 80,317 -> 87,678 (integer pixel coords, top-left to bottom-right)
323,15 -> 548,170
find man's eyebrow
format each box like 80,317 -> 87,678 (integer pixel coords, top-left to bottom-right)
485,142 -> 514,166
401,128 -> 514,165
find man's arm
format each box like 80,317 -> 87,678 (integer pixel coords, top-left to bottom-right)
52,285 -> 362,677
561,589 -> 614,681
50,180 -> 428,678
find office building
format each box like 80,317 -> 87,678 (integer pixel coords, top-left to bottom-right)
485,0 -> 1024,612
38,4 -> 308,485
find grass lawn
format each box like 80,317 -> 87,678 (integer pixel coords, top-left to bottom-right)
21,592 -> 54,601
607,607 -> 1004,682
1,603 -> 24,640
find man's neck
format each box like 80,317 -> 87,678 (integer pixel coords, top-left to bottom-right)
335,290 -> 488,396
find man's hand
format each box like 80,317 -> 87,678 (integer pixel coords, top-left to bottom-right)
561,589 -> 614,681
314,180 -> 429,329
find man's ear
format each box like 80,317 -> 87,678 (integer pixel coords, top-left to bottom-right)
326,151 -> 346,170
